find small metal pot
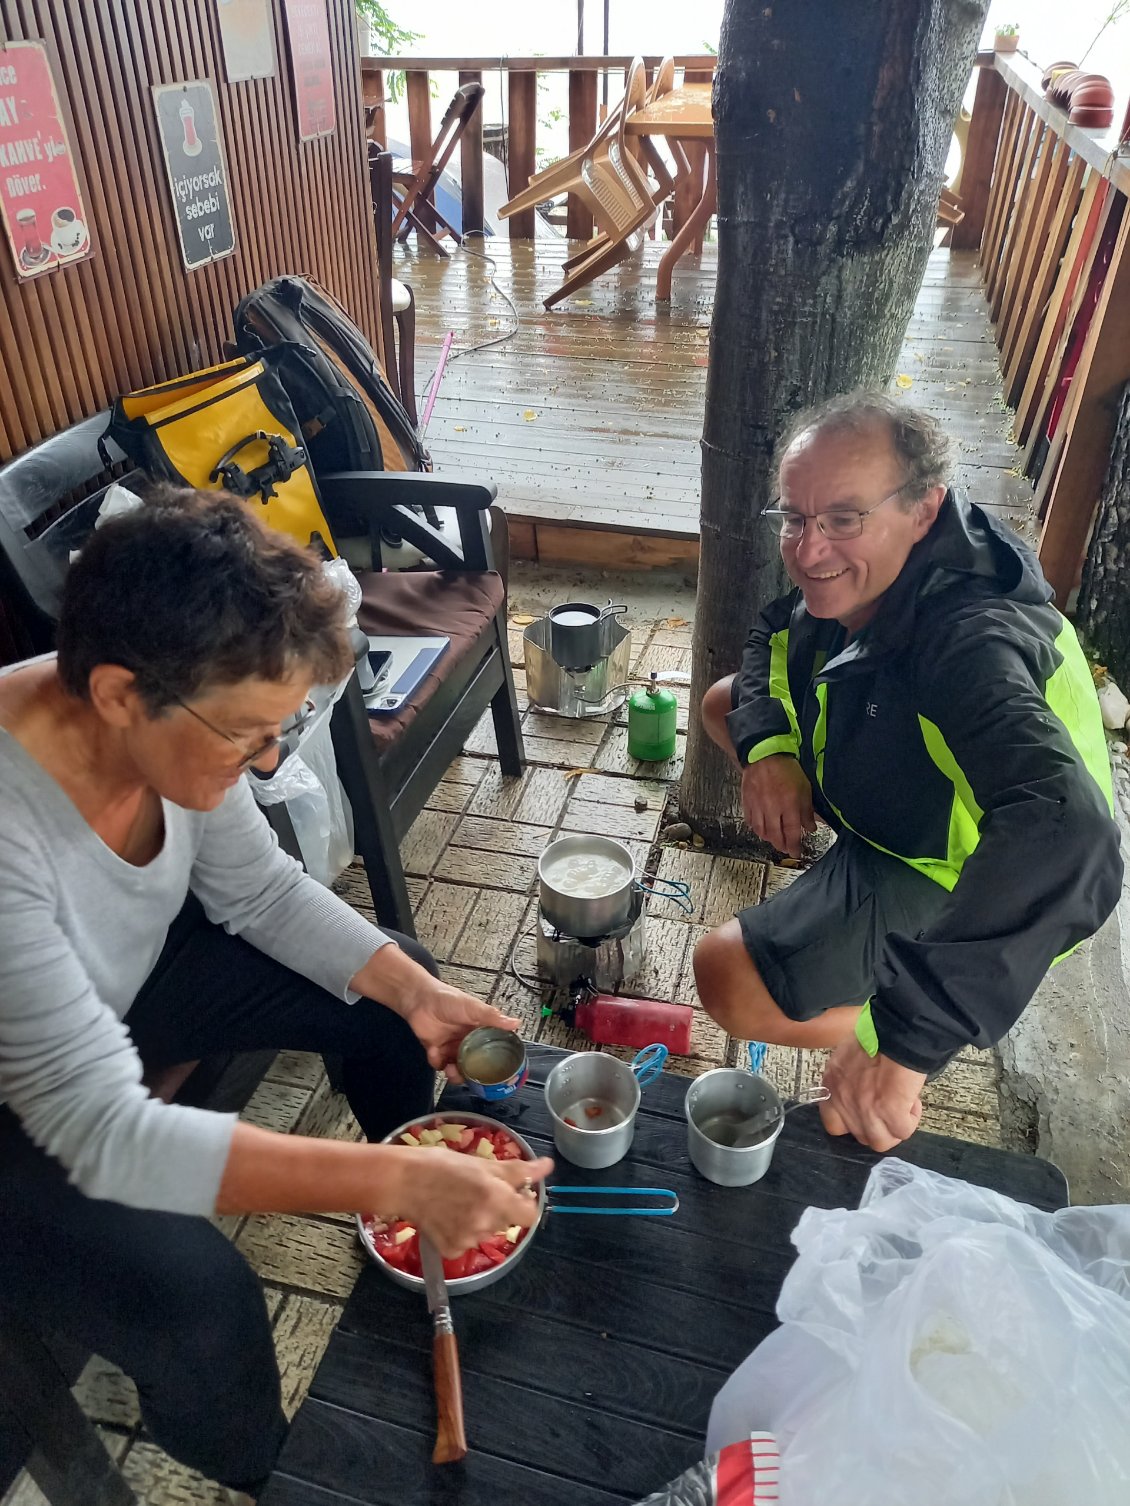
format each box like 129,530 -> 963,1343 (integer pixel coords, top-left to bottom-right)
538,833 -> 637,940
544,1052 -> 641,1169
548,601 -> 627,671
685,1069 -> 786,1187
358,1111 -> 547,1295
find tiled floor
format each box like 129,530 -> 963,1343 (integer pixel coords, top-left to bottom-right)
3,615 -> 1007,1506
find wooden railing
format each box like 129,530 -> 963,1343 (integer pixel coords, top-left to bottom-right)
959,51 -> 1130,605
360,54 -> 716,243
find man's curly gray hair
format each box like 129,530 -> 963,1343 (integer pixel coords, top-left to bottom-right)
775,390 -> 951,503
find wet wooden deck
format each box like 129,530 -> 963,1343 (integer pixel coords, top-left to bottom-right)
396,237 -> 1033,563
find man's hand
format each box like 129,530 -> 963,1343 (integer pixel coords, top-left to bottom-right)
741,754 -> 816,858
400,981 -> 521,1081
819,1038 -> 926,1152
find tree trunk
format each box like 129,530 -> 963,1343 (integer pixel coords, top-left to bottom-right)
680,0 -> 988,844
1077,381 -> 1130,687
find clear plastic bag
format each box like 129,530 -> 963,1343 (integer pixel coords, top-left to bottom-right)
251,718 -> 354,887
707,1159 -> 1130,1504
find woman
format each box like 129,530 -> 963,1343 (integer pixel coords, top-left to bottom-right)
0,487 -> 551,1501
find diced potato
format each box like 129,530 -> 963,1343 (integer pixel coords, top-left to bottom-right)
418,1128 -> 444,1146
439,1123 -> 466,1143
399,1132 -> 420,1147
506,1225 -> 521,1243
474,1137 -> 496,1158
393,1225 -> 416,1245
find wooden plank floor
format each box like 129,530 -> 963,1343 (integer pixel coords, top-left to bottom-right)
395,238 -> 1034,548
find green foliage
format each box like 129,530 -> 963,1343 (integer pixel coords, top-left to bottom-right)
994,20 -> 1019,35
356,0 -> 421,102
1080,1 -> 1130,65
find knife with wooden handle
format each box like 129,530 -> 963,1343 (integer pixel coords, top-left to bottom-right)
419,1234 -> 468,1464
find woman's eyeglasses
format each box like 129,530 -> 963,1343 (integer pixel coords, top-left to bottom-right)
763,481 -> 912,542
173,696 -> 318,769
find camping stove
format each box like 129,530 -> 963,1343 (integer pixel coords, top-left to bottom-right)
523,612 -> 633,719
535,888 -> 647,991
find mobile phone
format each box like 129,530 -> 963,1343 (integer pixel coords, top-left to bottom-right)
367,649 -> 393,686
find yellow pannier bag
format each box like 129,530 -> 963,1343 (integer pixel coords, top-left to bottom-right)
104,352 -> 337,556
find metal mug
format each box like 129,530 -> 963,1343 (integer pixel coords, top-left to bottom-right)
544,1051 -> 645,1169
685,1069 -> 828,1187
548,601 -> 627,671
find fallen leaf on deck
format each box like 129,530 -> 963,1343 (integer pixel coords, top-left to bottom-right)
665,617 -> 690,628
522,409 -> 538,421
454,425 -> 467,432
511,614 -> 536,626
895,373 -> 914,389
563,767 -> 600,781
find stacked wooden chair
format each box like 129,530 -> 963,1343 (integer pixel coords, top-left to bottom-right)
501,58 -> 688,309
390,81 -> 485,256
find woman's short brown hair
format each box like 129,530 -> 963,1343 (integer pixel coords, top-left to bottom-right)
56,485 -> 352,710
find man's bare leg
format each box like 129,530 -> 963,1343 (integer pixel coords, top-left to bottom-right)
693,921 -> 860,1050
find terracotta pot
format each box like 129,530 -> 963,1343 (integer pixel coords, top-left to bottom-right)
1069,76 -> 1115,128
1049,68 -> 1085,107
1042,59 -> 1077,92
994,32 -> 1019,52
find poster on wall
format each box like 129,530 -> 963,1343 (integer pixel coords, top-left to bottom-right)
217,0 -> 276,83
0,41 -> 92,280
152,81 -> 236,270
282,0 -> 336,140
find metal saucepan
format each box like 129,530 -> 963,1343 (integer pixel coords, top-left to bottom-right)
538,833 -> 638,939
685,1069 -> 830,1187
358,1110 -> 678,1293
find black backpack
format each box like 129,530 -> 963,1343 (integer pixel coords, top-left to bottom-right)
232,276 -> 429,482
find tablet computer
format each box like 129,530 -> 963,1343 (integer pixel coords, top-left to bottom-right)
363,635 -> 450,713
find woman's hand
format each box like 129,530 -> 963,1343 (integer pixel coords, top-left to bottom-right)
392,1148 -> 554,1259
350,946 -> 521,1079
740,754 -> 816,858
402,981 -> 521,1080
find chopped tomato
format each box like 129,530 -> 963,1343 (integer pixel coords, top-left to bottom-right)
584,1104 -> 603,1119
369,1118 -> 532,1282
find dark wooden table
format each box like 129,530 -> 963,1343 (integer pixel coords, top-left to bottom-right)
260,1050 -> 1068,1506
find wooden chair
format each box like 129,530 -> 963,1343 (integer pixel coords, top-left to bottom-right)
390,82 -> 485,256
368,143 -> 418,425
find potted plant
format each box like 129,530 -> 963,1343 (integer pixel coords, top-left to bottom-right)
994,22 -> 1020,52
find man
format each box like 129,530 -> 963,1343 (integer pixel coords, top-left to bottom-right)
693,392 -> 1121,1153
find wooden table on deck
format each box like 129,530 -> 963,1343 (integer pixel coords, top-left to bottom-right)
260,1049 -> 1068,1506
626,83 -> 714,302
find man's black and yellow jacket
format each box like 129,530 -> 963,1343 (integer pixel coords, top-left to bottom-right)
726,491 -> 1122,1074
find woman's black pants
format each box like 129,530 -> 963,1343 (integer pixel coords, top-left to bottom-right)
0,896 -> 436,1493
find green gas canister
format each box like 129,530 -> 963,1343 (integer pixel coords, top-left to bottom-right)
627,672 -> 678,761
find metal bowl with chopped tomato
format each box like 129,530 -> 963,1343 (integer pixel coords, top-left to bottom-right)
356,1110 -> 548,1295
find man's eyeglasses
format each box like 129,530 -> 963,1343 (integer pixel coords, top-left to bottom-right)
763,481 -> 913,542
173,696 -> 318,769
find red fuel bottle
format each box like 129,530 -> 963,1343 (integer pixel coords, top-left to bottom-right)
573,992 -> 694,1054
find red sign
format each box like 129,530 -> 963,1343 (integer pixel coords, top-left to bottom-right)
0,41 -> 91,280
282,0 -> 336,141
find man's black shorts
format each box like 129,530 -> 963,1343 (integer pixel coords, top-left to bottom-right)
738,832 -> 950,1021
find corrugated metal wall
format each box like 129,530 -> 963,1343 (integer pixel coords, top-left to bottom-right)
0,0 -> 379,460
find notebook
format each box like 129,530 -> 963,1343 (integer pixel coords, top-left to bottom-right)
363,635 -> 450,713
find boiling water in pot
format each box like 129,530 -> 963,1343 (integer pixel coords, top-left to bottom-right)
553,608 -> 598,626
543,852 -> 630,899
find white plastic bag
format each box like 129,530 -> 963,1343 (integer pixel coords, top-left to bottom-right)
707,1159 -> 1130,1505
251,718 -> 354,887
